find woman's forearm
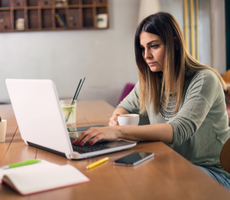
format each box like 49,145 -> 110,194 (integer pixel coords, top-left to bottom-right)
113,107 -> 129,115
117,123 -> 173,144
75,119 -> 173,146
112,108 -> 173,143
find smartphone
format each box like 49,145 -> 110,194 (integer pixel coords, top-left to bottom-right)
113,152 -> 154,166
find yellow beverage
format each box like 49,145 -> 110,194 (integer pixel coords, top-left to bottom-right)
60,99 -> 77,126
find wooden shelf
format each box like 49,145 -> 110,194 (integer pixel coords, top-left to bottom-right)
0,0 -> 109,32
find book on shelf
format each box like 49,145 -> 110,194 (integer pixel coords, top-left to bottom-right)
0,160 -> 90,195
55,13 -> 67,28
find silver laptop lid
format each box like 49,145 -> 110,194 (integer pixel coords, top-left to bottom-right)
6,79 -> 73,158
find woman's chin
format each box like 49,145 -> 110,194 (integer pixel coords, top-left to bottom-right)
149,66 -> 162,72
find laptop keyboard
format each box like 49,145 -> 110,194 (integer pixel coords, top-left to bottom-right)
70,138 -> 110,154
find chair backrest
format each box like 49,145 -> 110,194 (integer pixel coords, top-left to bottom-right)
222,69 -> 230,84
220,138 -> 230,173
118,83 -> 135,105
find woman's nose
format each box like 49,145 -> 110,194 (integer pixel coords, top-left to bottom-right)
144,49 -> 152,60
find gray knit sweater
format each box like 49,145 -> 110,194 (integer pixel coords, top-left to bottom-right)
117,69 -> 230,178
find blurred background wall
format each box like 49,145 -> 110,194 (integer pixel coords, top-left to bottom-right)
0,0 -> 226,107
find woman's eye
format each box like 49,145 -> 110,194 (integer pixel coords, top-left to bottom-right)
151,45 -> 159,49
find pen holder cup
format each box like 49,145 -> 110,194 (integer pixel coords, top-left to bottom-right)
0,119 -> 7,143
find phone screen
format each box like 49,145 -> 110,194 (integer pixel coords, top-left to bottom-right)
113,152 -> 154,166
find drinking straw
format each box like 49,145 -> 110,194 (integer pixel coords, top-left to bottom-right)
74,77 -> 86,101
71,79 -> 82,105
65,77 -> 86,123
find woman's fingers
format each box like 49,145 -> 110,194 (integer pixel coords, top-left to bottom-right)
87,134 -> 104,145
109,120 -> 118,126
109,114 -> 119,126
72,126 -> 119,146
72,127 -> 105,146
74,128 -> 96,145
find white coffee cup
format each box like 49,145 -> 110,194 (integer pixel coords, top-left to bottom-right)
0,119 -> 7,143
118,114 -> 139,126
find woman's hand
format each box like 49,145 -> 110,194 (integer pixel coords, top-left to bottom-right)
109,113 -> 119,126
72,126 -> 121,146
109,107 -> 130,126
72,108 -> 130,146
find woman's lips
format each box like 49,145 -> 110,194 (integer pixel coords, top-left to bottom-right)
147,62 -> 157,66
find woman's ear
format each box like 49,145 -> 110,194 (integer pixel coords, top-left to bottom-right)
174,37 -> 179,50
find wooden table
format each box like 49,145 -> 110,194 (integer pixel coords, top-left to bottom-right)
1,100 -> 230,200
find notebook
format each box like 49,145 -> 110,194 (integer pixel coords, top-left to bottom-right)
0,160 -> 90,195
5,79 -> 136,160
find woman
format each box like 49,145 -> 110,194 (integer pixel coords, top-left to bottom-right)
73,12 -> 230,189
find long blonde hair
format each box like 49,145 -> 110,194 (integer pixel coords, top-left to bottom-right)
134,12 -> 226,114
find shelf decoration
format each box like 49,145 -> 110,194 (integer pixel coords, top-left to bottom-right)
55,13 -> 67,27
15,18 -> 25,31
97,13 -> 108,28
55,0 -> 66,6
0,0 -> 109,32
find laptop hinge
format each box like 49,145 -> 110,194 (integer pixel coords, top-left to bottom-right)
27,141 -> 66,158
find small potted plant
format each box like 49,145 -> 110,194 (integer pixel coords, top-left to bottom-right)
0,116 -> 7,143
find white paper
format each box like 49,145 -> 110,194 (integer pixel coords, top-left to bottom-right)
1,160 -> 90,195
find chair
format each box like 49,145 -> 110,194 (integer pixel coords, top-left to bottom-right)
117,83 -> 135,105
222,70 -> 230,103
220,138 -> 230,173
222,71 -> 230,123
222,70 -> 230,85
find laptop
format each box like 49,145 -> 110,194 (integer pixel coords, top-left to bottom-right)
5,79 -> 136,160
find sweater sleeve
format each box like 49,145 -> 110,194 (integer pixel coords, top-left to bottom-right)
168,70 -> 223,146
116,82 -> 140,114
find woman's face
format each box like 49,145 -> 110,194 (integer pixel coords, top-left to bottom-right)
140,31 -> 166,72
